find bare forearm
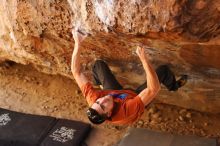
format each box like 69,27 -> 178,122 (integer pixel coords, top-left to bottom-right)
71,43 -> 81,75
71,30 -> 89,88
136,46 -> 160,105
140,57 -> 160,92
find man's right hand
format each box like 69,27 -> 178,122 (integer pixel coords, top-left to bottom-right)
71,28 -> 89,89
72,29 -> 87,45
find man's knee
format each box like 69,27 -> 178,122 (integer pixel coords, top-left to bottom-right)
93,60 -> 109,73
156,65 -> 169,72
94,60 -> 107,68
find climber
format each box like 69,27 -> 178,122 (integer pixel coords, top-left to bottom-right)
71,30 -> 187,125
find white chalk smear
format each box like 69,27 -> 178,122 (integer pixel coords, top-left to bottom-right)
94,0 -> 115,26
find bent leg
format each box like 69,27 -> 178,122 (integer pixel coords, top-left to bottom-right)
92,60 -> 123,90
156,65 -> 178,91
135,65 -> 178,94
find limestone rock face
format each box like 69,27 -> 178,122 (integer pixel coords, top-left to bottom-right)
0,0 -> 220,113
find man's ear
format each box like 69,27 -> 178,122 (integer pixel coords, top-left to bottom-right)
107,111 -> 112,117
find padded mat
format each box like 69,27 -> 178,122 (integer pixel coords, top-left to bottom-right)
41,119 -> 91,146
0,108 -> 91,146
118,128 -> 217,146
0,108 -> 56,146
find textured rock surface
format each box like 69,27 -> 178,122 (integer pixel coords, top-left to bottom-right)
0,0 -> 220,113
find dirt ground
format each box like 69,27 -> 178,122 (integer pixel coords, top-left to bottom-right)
0,61 -> 220,146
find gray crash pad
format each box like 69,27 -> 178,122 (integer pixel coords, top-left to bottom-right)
41,119 -> 91,146
118,128 -> 217,146
0,108 -> 56,146
0,108 -> 91,146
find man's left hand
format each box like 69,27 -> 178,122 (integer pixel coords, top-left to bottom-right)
72,29 -> 87,45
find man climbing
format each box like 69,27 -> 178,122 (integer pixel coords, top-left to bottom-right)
71,30 -> 187,125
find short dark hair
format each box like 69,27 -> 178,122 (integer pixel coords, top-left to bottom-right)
86,108 -> 107,124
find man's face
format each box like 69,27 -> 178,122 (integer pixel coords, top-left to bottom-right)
91,95 -> 114,117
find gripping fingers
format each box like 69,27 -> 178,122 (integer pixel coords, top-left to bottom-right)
136,46 -> 144,56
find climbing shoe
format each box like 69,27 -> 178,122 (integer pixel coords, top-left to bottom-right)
176,75 -> 188,89
93,85 -> 103,90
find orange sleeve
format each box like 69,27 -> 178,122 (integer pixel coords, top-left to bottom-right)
124,96 -> 145,122
81,82 -> 100,106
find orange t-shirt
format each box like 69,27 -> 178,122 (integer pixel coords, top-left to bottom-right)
81,82 -> 145,125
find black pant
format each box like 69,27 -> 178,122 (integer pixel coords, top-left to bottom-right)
92,60 -> 178,93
